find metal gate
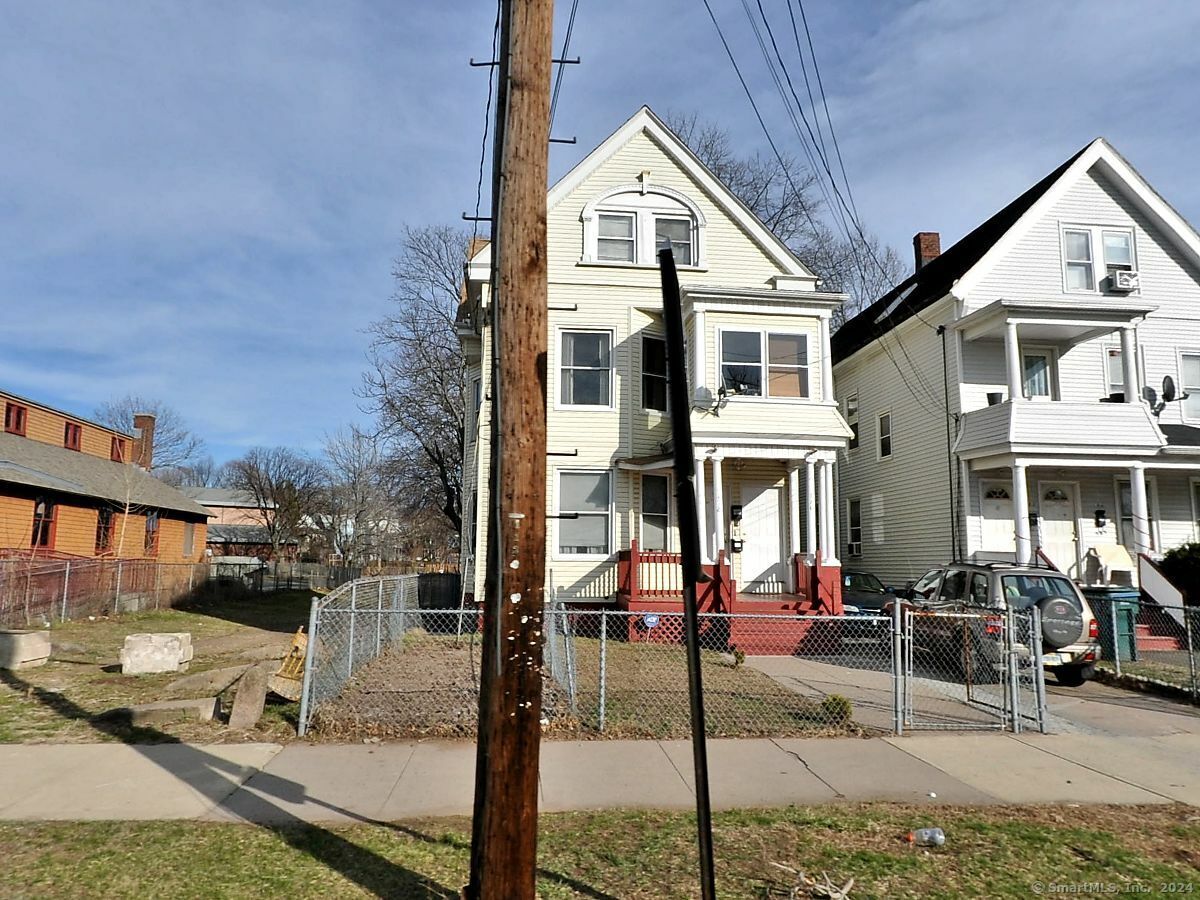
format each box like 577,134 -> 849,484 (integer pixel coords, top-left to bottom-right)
902,607 -> 1047,733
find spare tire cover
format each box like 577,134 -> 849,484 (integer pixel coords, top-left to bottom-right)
1039,596 -> 1084,649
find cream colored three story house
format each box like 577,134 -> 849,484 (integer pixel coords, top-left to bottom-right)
458,108 -> 853,614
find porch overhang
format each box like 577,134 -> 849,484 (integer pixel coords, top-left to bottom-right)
954,297 -> 1157,346
616,453 -> 674,472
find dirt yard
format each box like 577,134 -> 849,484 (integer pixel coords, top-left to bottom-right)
0,590 -> 313,744
311,631 -> 868,741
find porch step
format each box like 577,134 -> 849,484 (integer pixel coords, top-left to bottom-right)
1134,623 -> 1184,651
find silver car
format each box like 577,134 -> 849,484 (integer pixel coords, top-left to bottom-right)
900,563 -> 1102,687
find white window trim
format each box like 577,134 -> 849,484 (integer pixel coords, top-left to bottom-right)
641,332 -> 670,415
716,327 -> 814,403
1112,474 -> 1162,554
596,211 -> 637,264
1100,343 -> 1124,399
1191,477 -> 1200,543
845,391 -> 860,451
579,182 -> 707,269
846,498 -> 862,554
1021,344 -> 1059,401
877,410 -> 893,460
640,472 -> 673,552
555,327 -> 617,412
1177,348 -> 1200,424
1060,222 -> 1138,295
554,468 -> 614,561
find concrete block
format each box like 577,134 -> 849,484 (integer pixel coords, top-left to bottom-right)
116,697 -> 221,726
167,664 -> 251,696
164,633 -> 194,664
0,630 -> 51,670
229,666 -> 268,730
120,633 -> 190,675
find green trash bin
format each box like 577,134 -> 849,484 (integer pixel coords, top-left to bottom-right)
1083,587 -> 1140,663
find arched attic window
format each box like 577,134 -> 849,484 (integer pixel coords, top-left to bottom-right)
580,183 -> 707,268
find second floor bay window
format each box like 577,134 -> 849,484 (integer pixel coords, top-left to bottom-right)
560,330 -> 612,407
720,330 -> 810,399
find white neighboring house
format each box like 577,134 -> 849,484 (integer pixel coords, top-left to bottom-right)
458,107 -> 853,614
833,138 -> 1200,593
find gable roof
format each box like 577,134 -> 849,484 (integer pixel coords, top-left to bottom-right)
183,487 -> 268,509
0,432 -> 208,518
834,137 -> 1200,363
832,142 -> 1090,363
545,106 -> 814,278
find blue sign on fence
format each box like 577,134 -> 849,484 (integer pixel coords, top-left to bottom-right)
643,614 -> 660,629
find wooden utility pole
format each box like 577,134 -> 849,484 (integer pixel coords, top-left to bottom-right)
466,1 -> 553,898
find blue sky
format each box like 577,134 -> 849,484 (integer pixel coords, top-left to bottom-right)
3,0 -> 1198,463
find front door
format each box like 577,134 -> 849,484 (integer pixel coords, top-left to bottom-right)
980,482 -> 1016,556
740,480 -> 786,592
1039,483 -> 1079,575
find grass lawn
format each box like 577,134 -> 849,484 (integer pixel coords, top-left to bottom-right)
1,804 -> 1197,898
0,590 -> 313,744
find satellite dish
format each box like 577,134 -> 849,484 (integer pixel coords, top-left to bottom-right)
1162,375 -> 1177,403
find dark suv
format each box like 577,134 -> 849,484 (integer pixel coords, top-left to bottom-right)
896,563 -> 1101,687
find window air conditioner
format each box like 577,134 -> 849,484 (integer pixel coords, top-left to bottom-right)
1110,270 -> 1139,292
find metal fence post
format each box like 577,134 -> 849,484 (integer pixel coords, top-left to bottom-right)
297,596 -> 321,737
1030,606 -> 1048,734
347,582 -> 358,677
376,579 -> 384,654
1109,598 -> 1121,676
61,561 -> 71,623
599,609 -> 608,732
891,598 -> 903,735
114,560 -> 123,614
1186,607 -> 1198,702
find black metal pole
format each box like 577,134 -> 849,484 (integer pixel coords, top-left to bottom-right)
658,245 -> 716,900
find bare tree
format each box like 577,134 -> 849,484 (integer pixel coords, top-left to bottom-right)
361,225 -> 468,544
311,427 -> 392,564
664,112 -> 905,321
224,447 -> 324,560
171,455 -> 228,489
94,396 -> 206,473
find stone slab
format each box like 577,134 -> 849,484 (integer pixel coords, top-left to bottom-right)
539,740 -> 694,812
659,738 -> 839,808
210,744 -> 416,824
116,697 -> 220,726
167,664 -> 252,696
228,666 -> 268,730
120,633 -> 184,675
772,738 -> 997,804
0,743 -> 281,820
0,630 -> 52,670
883,733 -> 1169,804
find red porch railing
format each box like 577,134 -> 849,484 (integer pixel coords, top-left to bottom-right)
616,540 -> 734,612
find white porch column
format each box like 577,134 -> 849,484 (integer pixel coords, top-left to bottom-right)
693,309 -> 707,399
1120,326 -> 1140,403
818,458 -> 839,565
711,454 -> 725,557
805,456 -> 818,561
1004,320 -> 1023,401
1129,462 -> 1151,556
818,316 -> 834,403
694,454 -> 709,563
1012,462 -> 1032,564
787,463 -> 802,556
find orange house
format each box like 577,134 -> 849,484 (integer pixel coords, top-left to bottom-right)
0,390 -> 208,562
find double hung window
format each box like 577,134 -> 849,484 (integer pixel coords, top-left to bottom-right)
642,336 -> 668,412
720,331 -> 810,399
560,331 -> 612,407
558,471 -> 611,555
641,474 -> 670,551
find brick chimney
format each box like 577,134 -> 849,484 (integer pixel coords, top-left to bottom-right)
132,413 -> 156,469
913,231 -> 941,272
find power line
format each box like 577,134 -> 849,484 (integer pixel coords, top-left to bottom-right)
548,0 -> 580,132
471,0 -> 502,250
703,0 -> 944,417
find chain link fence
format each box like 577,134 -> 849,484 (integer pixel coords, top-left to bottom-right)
1088,593 -> 1198,701
0,557 -> 210,628
297,579 -> 1051,739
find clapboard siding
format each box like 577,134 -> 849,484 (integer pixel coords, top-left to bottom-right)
834,295 -> 960,585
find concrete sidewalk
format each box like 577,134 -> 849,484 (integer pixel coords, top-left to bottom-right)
1,731 -> 1198,823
